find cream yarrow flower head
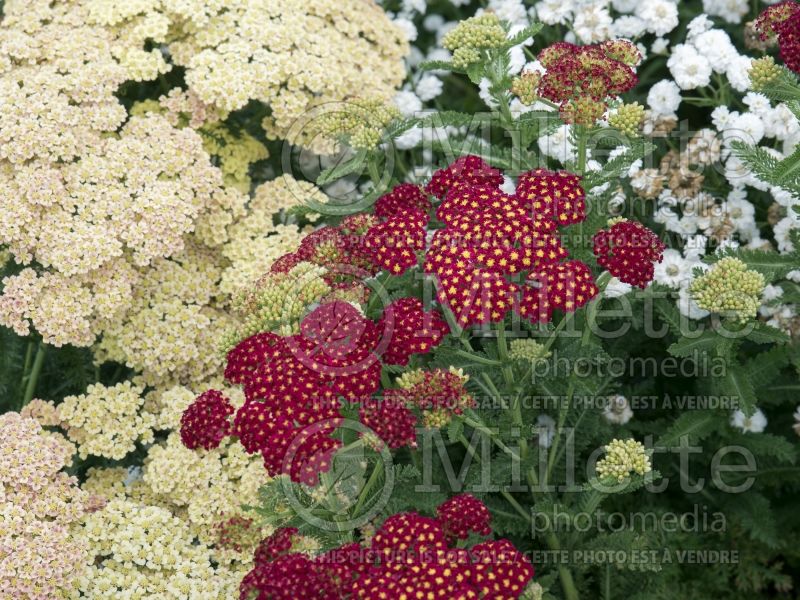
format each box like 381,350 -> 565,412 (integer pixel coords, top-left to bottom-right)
0,412 -> 89,599
596,438 -> 652,482
689,257 -> 765,323
58,381 -> 155,460
443,13 -> 508,69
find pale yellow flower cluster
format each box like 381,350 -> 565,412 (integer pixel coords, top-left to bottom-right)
0,0 -> 388,349
73,498 -> 244,599
220,175 -> 324,295
0,412 -> 89,599
58,382 -> 156,461
0,0 -> 247,347
81,0 -> 408,152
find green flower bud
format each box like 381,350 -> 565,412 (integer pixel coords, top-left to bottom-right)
509,339 -> 551,363
749,56 -> 783,91
443,13 -> 507,68
511,71 -> 541,105
596,438 -> 652,483
608,102 -> 645,138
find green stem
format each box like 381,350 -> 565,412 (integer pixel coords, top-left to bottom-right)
458,434 -> 531,524
498,326 -> 529,459
546,531 -> 581,600
463,414 -> 522,461
576,125 -> 588,176
367,159 -> 381,187
20,343 -> 45,410
545,379 -> 574,486
352,459 -> 384,518
543,310 -> 574,352
454,349 -> 502,366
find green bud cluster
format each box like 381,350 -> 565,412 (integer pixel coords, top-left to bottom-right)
689,257 -> 765,323
749,56 -> 784,91
508,339 -> 551,363
596,438 -> 652,483
608,102 -> 645,137
510,71 -> 541,105
315,98 -> 399,150
222,261 -> 331,351
442,14 -> 507,69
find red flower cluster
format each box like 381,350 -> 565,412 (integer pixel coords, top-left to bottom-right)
379,298 -> 448,365
179,390 -> 234,450
592,219 -> 665,288
425,155 -> 504,200
756,1 -> 800,73
364,184 -> 431,275
423,156 -> 598,326
193,299 -> 446,484
535,40 -> 640,124
373,183 -> 432,220
272,217 -> 379,296
437,493 -> 493,541
275,183 -> 433,279
241,497 -> 534,600
398,368 -> 475,415
359,395 -> 419,449
516,168 -> 586,226
360,367 -> 475,448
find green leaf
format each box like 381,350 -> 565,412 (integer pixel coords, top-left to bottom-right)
503,23 -> 544,48
466,62 -> 484,85
656,411 -> 719,447
316,149 -> 368,187
714,363 -> 757,416
666,330 -> 720,357
745,322 -> 790,345
723,492 -> 780,548
745,345 -> 790,390
654,297 -> 682,335
447,417 -> 464,444
734,433 -> 797,464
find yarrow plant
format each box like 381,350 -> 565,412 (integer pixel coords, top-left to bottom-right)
3,2 -> 800,600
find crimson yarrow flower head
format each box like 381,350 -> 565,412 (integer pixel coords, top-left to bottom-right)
423,156 -> 599,326
536,40 -> 640,124
756,1 -> 800,73
592,219 -> 666,288
240,496 -> 534,599
179,390 -> 234,450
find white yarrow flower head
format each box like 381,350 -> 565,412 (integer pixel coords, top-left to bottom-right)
636,0 -> 679,36
654,249 -> 694,288
686,14 -> 714,39
604,277 -> 633,298
731,408 -> 767,433
647,80 -> 682,116
415,75 -> 443,102
603,395 -> 634,425
394,90 -> 422,117
667,44 -> 712,90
